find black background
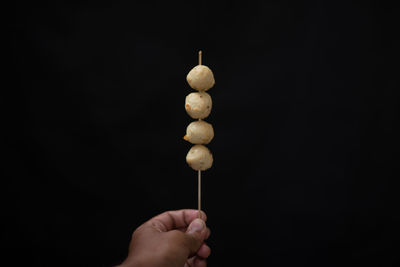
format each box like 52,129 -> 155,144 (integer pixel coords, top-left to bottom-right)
5,1 -> 398,266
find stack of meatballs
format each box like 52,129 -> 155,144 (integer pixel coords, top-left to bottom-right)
184,58 -> 215,171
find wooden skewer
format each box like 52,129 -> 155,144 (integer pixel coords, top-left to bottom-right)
198,169 -> 201,218
198,50 -> 202,219
198,50 -> 202,66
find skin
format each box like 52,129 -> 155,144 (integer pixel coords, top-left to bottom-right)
117,209 -> 211,267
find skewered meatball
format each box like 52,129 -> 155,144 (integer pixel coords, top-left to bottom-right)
183,120 -> 214,144
186,65 -> 215,91
186,145 -> 213,171
185,92 -> 212,119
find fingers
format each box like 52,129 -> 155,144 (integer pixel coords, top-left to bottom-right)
193,257 -> 207,267
186,256 -> 207,267
205,227 -> 211,240
184,218 -> 208,253
177,227 -> 211,240
197,243 -> 211,259
147,209 -> 207,232
185,257 -> 195,267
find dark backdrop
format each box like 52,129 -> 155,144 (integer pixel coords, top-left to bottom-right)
5,1 -> 398,266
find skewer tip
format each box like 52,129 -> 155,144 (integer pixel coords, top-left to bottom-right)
198,50 -> 202,65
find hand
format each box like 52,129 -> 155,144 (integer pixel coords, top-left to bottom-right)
118,209 -> 211,267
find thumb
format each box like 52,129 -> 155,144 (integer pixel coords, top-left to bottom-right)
184,218 -> 207,255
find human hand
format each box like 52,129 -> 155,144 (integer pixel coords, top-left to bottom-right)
117,209 -> 211,267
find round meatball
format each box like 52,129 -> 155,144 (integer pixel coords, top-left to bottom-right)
186,65 -> 215,91
183,120 -> 214,144
186,145 -> 213,171
185,92 -> 212,119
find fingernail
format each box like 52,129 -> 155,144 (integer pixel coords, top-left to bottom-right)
187,219 -> 205,234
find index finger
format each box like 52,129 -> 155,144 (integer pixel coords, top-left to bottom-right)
147,209 -> 207,232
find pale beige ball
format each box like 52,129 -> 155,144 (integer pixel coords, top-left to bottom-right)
186,145 -> 213,171
185,92 -> 212,119
186,65 -> 215,91
183,120 -> 214,145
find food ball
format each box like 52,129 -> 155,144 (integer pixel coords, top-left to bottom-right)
183,120 -> 214,144
186,65 -> 215,91
186,145 -> 213,171
185,92 -> 212,119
